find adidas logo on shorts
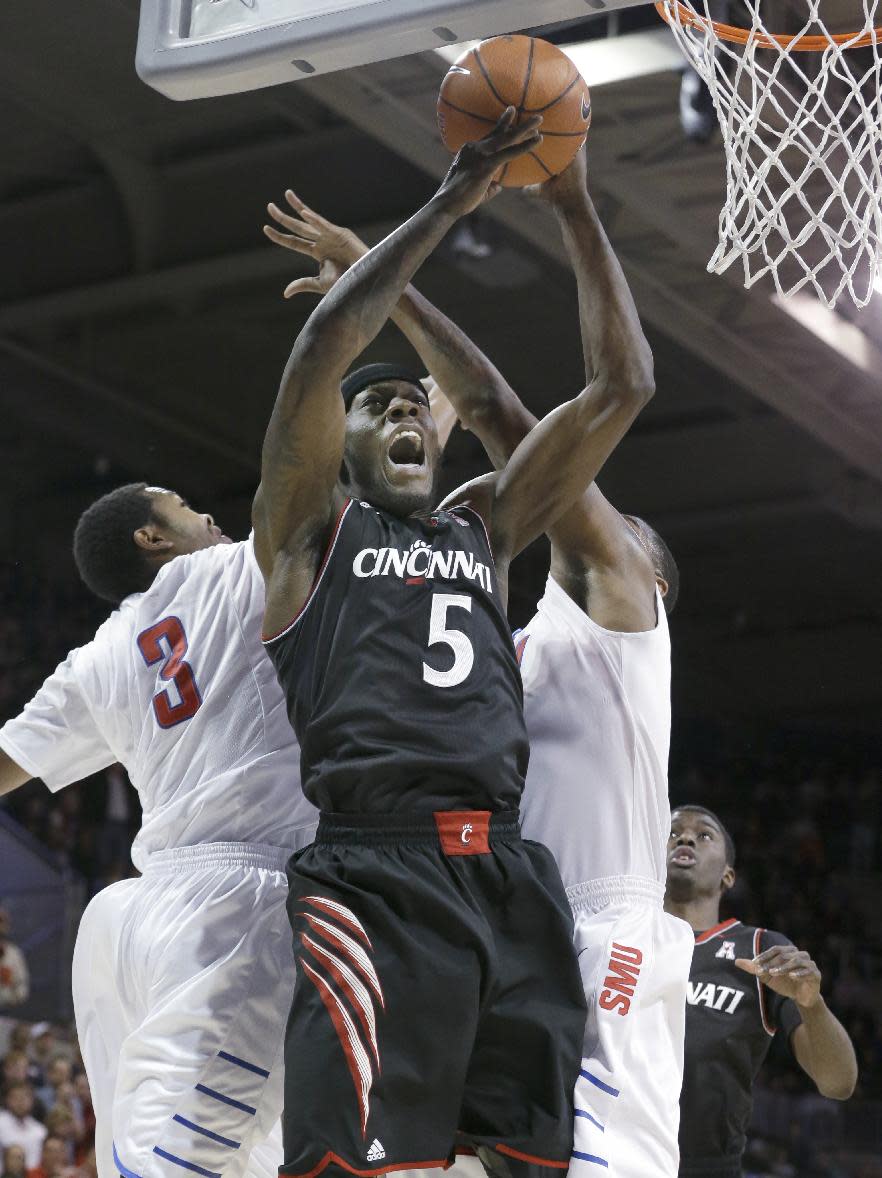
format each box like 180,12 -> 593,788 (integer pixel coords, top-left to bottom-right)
366,1139 -> 386,1162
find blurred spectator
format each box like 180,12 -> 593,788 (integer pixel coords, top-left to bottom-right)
1,1055 -> 29,1091
26,1033 -> 56,1094
69,1082 -> 91,1159
0,912 -> 28,1010
41,1111 -> 77,1168
33,1061 -> 71,1119
68,1150 -> 94,1178
0,1085 -> 46,1169
1,1145 -> 27,1178
7,1028 -> 31,1057
26,1136 -> 70,1178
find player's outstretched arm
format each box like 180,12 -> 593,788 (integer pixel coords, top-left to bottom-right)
0,748 -> 31,797
449,173 -> 653,566
531,150 -> 659,629
736,943 -> 858,1100
263,193 -> 536,469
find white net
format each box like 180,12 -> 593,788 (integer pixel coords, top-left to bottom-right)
657,0 -> 882,307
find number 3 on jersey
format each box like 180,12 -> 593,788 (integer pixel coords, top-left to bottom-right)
137,616 -> 202,727
423,593 -> 473,688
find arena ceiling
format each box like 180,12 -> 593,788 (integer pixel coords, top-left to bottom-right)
2,2 -> 881,735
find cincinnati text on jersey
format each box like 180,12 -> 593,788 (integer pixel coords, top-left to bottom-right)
686,981 -> 746,1014
352,540 -> 493,593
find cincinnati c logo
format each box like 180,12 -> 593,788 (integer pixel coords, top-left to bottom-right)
461,823 -> 473,845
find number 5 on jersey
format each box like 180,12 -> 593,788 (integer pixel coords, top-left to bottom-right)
137,616 -> 202,727
423,593 -> 473,688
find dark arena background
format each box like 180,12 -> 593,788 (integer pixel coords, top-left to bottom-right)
1,4 -> 881,1177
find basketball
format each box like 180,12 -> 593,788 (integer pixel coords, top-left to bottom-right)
437,35 -> 591,189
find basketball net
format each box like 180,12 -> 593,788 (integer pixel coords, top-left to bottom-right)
656,0 -> 882,307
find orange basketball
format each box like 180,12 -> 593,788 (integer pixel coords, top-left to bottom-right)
437,35 -> 591,189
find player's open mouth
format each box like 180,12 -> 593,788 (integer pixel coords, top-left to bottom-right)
671,849 -> 696,866
387,429 -> 426,467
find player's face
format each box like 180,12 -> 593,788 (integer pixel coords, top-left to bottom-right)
343,381 -> 440,517
667,810 -> 730,895
149,491 -> 233,552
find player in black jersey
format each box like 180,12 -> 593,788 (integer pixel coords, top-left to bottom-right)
252,112 -> 655,1178
664,805 -> 857,1178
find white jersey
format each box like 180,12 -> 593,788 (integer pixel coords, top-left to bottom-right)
0,537 -> 316,870
517,574 -> 671,895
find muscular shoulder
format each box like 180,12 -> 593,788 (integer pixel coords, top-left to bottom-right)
439,472 -> 497,528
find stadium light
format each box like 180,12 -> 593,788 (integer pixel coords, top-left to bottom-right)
772,294 -> 882,381
435,28 -> 685,87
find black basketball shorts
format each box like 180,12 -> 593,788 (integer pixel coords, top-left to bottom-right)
280,810 -> 586,1178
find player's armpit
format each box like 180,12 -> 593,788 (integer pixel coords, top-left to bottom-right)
0,747 -> 32,797
548,485 -> 658,631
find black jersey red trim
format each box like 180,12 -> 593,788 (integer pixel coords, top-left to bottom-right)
754,928 -> 776,1036
694,918 -> 740,945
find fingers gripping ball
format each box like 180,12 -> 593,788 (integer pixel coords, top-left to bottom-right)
438,35 -> 591,188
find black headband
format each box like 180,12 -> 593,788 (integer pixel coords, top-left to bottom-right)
341,363 -> 426,411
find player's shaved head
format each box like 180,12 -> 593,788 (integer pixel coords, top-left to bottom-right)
73,482 -> 158,604
625,516 -> 679,614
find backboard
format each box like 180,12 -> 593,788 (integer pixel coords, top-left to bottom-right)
137,0 -> 651,100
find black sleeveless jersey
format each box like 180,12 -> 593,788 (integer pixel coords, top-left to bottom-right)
264,498 -> 529,814
678,919 -> 803,1178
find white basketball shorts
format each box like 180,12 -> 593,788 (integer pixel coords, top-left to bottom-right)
566,877 -> 693,1177
71,838 -> 313,1178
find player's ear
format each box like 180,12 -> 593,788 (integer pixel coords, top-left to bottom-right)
721,865 -> 736,894
133,524 -> 175,554
657,575 -> 670,600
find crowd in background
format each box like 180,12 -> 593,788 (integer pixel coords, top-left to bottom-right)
1,558 -> 880,1178
0,1022 -> 95,1178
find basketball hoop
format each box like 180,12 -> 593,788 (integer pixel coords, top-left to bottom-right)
656,0 -> 882,307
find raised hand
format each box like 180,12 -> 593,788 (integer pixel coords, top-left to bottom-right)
262,192 -> 369,298
436,108 -> 543,218
736,943 -> 823,1009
